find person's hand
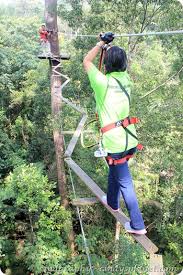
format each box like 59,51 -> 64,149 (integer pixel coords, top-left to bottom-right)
96,40 -> 105,48
99,32 -> 114,44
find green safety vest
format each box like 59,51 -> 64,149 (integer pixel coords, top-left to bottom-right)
87,64 -> 138,153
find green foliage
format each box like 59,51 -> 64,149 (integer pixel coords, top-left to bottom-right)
0,164 -> 53,243
22,201 -> 76,274
0,164 -> 75,273
114,235 -> 149,275
0,109 -> 26,178
0,14 -> 53,175
76,229 -> 149,275
0,0 -> 183,273
2,164 -> 53,212
23,238 -> 68,274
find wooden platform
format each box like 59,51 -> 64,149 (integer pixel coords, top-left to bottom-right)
38,53 -> 70,60
72,197 -> 99,206
150,254 -> 164,274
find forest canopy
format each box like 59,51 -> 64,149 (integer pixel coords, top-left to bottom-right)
0,0 -> 182,274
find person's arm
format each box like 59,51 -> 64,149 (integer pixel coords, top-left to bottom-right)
83,41 -> 105,72
83,41 -> 108,99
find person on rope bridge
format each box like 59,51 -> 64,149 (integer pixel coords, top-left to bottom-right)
39,24 -> 51,55
83,32 -> 146,235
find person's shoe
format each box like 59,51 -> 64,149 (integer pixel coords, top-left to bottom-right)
101,195 -> 119,212
125,222 -> 147,235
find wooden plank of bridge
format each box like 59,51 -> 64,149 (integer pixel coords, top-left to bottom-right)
64,114 -> 88,157
149,254 -> 164,275
65,157 -> 159,255
72,197 -> 99,206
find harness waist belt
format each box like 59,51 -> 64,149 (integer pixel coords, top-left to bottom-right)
106,154 -> 134,165
101,117 -> 139,134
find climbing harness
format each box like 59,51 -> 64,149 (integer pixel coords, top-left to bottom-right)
101,113 -> 143,165
81,32 -> 143,161
94,35 -> 143,162
106,153 -> 134,165
101,117 -> 139,134
100,79 -> 143,165
105,143 -> 143,166
101,115 -> 143,150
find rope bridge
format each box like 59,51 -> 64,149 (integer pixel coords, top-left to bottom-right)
38,52 -> 165,274
59,67 -> 164,274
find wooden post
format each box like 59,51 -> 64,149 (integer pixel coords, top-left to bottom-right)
149,254 -> 164,275
44,0 -> 75,255
114,221 -> 121,260
45,0 -> 68,207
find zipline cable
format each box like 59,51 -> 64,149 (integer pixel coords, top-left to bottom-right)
62,133 -> 94,275
58,29 -> 183,38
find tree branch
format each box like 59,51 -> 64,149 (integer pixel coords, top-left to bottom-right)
28,212 -> 35,244
129,0 -> 162,56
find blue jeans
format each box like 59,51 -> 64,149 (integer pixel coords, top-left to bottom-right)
107,150 -> 145,230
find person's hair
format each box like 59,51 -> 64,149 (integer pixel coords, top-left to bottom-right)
104,46 -> 127,73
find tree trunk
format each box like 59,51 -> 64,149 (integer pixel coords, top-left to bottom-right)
45,0 -> 68,207
44,0 -> 75,255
